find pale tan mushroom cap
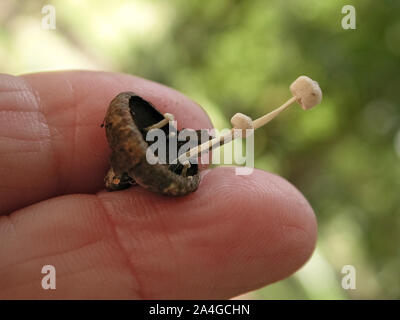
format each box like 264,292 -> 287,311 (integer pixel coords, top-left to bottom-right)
164,113 -> 175,121
230,113 -> 254,129
290,76 -> 322,110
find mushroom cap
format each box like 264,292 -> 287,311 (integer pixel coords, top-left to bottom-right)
230,113 -> 254,129
164,113 -> 175,122
290,76 -> 322,110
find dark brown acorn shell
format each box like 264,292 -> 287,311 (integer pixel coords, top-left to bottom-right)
103,92 -> 205,196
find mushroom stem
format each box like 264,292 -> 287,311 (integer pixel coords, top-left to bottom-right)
176,96 -> 297,164
181,161 -> 191,177
177,129 -> 236,165
145,113 -> 175,130
252,96 -> 297,129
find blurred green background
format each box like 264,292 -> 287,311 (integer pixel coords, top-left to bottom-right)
1,0 -> 399,299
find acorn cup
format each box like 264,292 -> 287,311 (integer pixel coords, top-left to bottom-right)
102,92 -> 207,196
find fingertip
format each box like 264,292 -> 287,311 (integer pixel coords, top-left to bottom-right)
198,167 -> 317,285
97,166 -> 317,298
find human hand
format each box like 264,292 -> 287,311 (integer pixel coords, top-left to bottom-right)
0,71 -> 316,299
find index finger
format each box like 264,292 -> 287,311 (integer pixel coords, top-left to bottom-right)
0,71 -> 213,215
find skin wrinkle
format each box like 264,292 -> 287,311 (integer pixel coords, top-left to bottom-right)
22,76 -> 68,197
41,77 -> 100,195
0,215 -> 17,250
66,78 -> 78,193
8,77 -> 58,211
280,224 -> 314,260
0,78 -> 50,150
0,218 -> 110,275
98,188 -> 186,222
0,185 -> 49,190
155,212 -> 182,295
95,195 -> 143,299
0,109 -> 42,113
0,264 -> 99,298
0,237 -> 109,289
7,90 -> 36,111
0,133 -> 50,143
0,150 -> 43,157
0,88 -> 31,94
0,195 -> 100,266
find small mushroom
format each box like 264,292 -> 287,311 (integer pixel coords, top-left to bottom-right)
175,76 -> 323,165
